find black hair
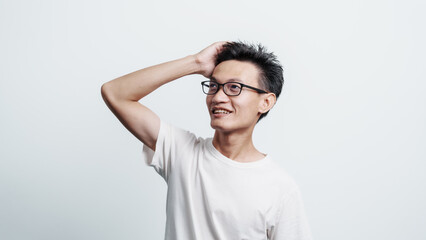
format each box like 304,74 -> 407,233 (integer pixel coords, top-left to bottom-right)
215,41 -> 284,121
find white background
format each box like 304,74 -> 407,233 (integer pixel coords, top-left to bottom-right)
1,0 -> 425,239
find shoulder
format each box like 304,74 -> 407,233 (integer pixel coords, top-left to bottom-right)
263,157 -> 301,198
161,120 -> 197,139
160,120 -> 207,148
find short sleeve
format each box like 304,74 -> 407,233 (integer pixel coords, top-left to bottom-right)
269,189 -> 313,240
142,120 -> 197,183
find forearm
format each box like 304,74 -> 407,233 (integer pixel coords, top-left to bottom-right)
102,54 -> 201,102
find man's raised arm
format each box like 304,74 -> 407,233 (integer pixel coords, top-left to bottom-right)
101,42 -> 227,150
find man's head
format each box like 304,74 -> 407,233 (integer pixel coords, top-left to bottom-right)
215,41 -> 284,122
204,41 -> 283,133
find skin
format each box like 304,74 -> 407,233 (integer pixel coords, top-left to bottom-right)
208,60 -> 276,162
101,42 -> 276,163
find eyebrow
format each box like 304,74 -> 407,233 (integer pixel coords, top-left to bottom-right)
210,77 -> 243,83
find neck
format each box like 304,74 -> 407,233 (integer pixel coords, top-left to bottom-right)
212,129 -> 265,163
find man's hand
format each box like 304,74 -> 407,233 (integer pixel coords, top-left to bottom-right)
195,41 -> 229,78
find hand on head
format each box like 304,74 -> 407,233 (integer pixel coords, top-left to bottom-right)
195,41 -> 229,78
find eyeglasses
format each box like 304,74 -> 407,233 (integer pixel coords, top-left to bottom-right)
201,80 -> 268,96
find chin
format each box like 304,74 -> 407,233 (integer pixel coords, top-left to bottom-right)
210,120 -> 252,134
210,120 -> 233,133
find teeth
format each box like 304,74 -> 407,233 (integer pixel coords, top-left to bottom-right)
213,109 -> 230,114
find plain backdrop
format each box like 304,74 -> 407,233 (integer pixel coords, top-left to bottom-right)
1,0 -> 425,239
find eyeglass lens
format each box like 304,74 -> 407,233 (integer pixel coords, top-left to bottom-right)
202,81 -> 242,96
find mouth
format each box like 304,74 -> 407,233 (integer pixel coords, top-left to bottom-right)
211,108 -> 232,116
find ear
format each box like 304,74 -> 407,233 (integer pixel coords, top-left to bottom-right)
258,93 -> 276,114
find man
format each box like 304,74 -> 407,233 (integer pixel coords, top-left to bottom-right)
101,41 -> 312,239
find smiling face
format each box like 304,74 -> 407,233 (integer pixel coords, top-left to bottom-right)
206,60 -> 270,133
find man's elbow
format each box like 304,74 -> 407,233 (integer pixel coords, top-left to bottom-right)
101,82 -> 115,104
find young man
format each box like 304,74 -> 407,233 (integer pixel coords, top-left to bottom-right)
101,41 -> 312,239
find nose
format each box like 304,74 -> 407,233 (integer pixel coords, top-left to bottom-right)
211,85 -> 229,104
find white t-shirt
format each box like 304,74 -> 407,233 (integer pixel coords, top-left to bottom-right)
142,121 -> 312,240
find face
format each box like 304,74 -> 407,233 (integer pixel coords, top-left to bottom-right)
206,60 -> 267,133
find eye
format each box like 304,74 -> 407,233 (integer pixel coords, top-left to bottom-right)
226,83 -> 241,93
206,81 -> 218,94
208,82 -> 218,88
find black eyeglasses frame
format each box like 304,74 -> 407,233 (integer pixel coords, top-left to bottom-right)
201,80 -> 268,96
